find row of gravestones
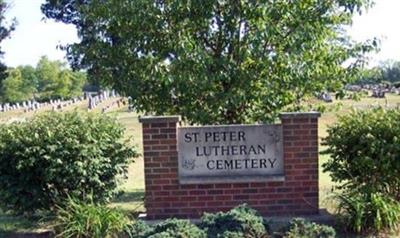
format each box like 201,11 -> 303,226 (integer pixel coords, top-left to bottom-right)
0,100 -> 47,113
0,97 -> 86,113
346,84 -> 400,96
87,90 -> 118,110
51,97 -> 85,111
0,90 -> 119,113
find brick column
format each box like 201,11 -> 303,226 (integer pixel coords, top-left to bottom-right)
279,112 -> 320,215
139,116 -> 181,220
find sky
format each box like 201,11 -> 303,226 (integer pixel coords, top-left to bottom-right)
350,0 -> 400,66
1,0 -> 400,68
2,0 -> 78,67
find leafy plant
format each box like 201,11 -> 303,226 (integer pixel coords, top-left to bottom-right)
335,192 -> 400,233
124,220 -> 153,238
53,196 -> 130,238
127,218 -> 206,238
323,108 -> 400,233
323,108 -> 400,197
284,218 -> 335,238
124,205 -> 270,238
0,111 -> 138,214
200,204 -> 268,238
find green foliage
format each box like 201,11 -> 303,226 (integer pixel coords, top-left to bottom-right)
123,206 -> 339,238
323,108 -> 400,197
124,220 -> 153,238
323,108 -> 400,233
0,56 -> 87,103
42,0 -> 375,124
149,219 -> 206,238
381,61 -> 400,83
284,218 -> 335,238
357,60 -> 400,84
0,66 -> 41,103
125,205 -> 269,238
0,68 -> 29,103
335,192 -> 400,233
126,218 -> 206,238
0,111 -> 138,214
356,67 -> 382,85
35,56 -> 86,101
54,196 -> 130,238
18,65 -> 38,97
200,204 -> 267,238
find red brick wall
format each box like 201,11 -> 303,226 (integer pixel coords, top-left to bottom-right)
139,112 -> 320,220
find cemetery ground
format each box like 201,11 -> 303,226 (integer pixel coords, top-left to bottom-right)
1,94 -> 400,236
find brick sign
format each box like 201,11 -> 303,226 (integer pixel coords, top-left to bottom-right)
139,112 -> 320,219
178,125 -> 284,184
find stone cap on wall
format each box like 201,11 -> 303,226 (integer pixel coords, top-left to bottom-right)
279,111 -> 321,119
138,115 -> 181,123
138,112 -> 320,123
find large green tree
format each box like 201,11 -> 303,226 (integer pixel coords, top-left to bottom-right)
35,56 -> 86,100
357,60 -> 400,85
1,68 -> 28,103
1,66 -> 38,103
42,0 -> 376,124
0,66 -> 39,103
381,60 -> 400,84
18,65 -> 39,95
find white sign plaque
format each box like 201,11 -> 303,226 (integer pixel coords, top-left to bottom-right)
178,124 -> 284,184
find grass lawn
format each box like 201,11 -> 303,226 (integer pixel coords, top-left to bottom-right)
1,94 -> 400,235
109,111 -> 145,213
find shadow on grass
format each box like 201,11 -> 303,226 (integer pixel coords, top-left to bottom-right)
110,189 -> 145,214
113,189 -> 145,203
0,211 -> 41,237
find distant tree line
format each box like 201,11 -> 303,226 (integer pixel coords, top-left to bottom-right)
358,61 -> 400,86
0,56 -> 86,103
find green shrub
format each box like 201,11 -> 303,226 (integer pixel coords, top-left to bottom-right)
284,218 -> 336,238
53,196 -> 130,238
124,220 -> 153,238
335,191 -> 400,233
129,218 -> 206,238
0,111 -> 138,214
322,108 -> 400,233
323,108 -> 400,197
200,204 -> 268,238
